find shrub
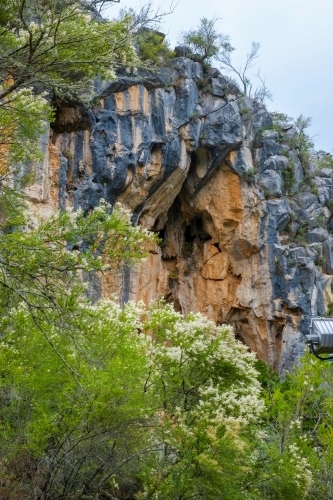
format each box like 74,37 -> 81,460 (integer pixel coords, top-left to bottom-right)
137,29 -> 175,65
282,159 -> 296,192
316,153 -> 333,170
179,17 -> 231,63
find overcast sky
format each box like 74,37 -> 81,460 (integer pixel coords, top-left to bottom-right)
105,0 -> 333,153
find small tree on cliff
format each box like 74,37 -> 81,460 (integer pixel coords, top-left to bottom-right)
180,18 -> 272,102
179,17 -> 232,63
217,41 -> 272,102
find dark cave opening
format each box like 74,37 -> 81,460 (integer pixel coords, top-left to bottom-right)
182,216 -> 212,257
184,216 -> 212,243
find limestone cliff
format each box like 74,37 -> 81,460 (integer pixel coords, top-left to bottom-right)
26,59 -> 333,372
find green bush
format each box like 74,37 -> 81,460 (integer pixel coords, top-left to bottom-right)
282,159 -> 296,192
316,153 -> 333,170
138,30 -> 175,65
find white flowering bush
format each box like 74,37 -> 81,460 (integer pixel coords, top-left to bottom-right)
138,303 -> 264,499
144,305 -> 263,429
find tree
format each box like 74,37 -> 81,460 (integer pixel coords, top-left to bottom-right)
0,0 -> 138,98
218,41 -> 272,102
0,197 -> 155,313
180,18 -> 272,102
179,17 -> 231,63
253,355 -> 333,500
137,29 -> 175,66
0,299 -> 148,498
245,359 -> 314,499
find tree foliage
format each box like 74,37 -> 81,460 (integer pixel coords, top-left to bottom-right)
0,292 -> 266,499
0,197 -> 155,499
137,29 -> 175,66
180,17 -> 272,102
0,0 -> 138,97
257,355 -> 333,500
0,198 -> 153,315
179,17 -> 231,63
0,1 -> 130,171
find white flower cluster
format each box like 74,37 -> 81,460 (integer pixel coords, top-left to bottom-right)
0,86 -> 49,111
65,206 -> 83,223
287,443 -> 313,490
145,306 -> 264,435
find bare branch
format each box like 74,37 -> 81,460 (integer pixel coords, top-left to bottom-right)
254,69 -> 273,103
218,40 -> 272,102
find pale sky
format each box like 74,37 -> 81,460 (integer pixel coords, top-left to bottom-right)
105,0 -> 333,153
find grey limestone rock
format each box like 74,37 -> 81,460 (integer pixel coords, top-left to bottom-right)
323,238 -> 333,274
226,145 -> 254,176
283,128 -> 297,140
96,68 -> 178,96
328,217 -> 333,232
295,192 -> 318,209
319,168 -> 333,178
174,45 -> 193,57
264,199 -> 290,243
280,123 -> 294,132
306,227 -> 328,243
201,100 -> 243,148
261,130 -> 279,141
261,154 -> 289,174
289,150 -> 304,184
217,75 -> 241,96
317,186 -> 330,206
170,57 -> 196,79
191,62 -> 204,82
250,108 -> 272,132
211,78 -> 225,97
205,67 -> 221,78
174,79 -> 199,127
255,140 -> 283,166
277,213 -> 291,233
259,170 -> 283,197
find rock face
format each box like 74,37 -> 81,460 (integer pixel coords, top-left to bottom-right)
29,59 -> 333,373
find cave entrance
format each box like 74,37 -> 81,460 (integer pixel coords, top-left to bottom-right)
184,216 -> 212,242
182,215 -> 212,257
